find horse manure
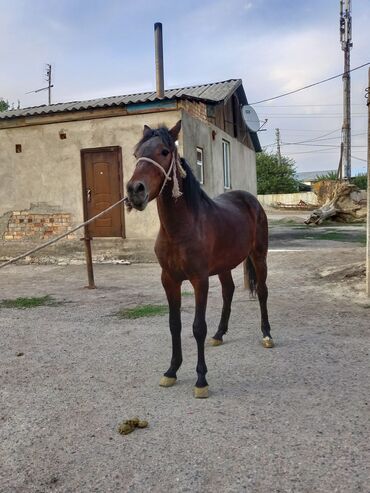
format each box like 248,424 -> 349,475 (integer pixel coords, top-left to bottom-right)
125,417 -> 140,427
118,423 -> 135,435
118,418 -> 148,435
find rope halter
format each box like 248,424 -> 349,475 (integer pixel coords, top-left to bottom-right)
135,150 -> 187,199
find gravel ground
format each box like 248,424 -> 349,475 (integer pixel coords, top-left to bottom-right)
0,228 -> 369,492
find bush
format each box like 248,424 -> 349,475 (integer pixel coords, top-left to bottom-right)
315,171 -> 338,181
351,173 -> 367,190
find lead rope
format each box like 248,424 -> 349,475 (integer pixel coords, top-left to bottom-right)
0,197 -> 128,269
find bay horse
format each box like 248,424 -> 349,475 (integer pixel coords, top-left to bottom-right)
126,121 -> 273,398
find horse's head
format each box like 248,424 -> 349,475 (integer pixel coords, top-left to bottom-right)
126,121 -> 182,211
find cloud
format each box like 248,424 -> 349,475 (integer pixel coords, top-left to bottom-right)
0,0 -> 368,172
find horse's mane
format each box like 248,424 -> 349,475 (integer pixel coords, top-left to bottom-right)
135,125 -> 214,214
134,126 -> 175,154
179,158 -> 214,214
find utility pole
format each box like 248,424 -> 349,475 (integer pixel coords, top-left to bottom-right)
46,64 -> 52,105
25,63 -> 54,105
275,128 -> 281,165
366,68 -> 370,297
340,0 -> 352,179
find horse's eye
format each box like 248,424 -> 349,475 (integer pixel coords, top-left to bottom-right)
161,149 -> 170,156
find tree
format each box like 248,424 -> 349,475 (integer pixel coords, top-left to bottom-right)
0,99 -> 9,112
256,151 -> 298,194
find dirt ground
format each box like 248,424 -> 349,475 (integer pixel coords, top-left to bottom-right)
1,218 -> 369,493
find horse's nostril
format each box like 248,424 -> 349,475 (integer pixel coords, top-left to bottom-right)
127,182 -> 134,194
135,182 -> 145,194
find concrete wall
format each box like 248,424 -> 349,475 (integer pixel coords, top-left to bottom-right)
181,111 -> 257,197
257,192 -> 319,207
0,109 -> 257,258
0,111 -> 182,240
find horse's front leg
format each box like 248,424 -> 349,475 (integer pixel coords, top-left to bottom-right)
159,270 -> 182,388
190,276 -> 209,398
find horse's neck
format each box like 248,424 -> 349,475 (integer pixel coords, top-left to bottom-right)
156,185 -> 195,239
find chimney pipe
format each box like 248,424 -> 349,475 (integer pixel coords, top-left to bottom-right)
154,22 -> 164,98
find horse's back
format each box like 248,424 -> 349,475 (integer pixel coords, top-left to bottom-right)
214,189 -> 262,208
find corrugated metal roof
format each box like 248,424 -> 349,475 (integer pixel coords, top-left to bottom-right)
0,79 -> 242,120
296,170 -> 337,181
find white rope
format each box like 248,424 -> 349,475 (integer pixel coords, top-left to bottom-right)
136,155 -> 175,196
0,197 -> 127,269
135,151 -> 187,198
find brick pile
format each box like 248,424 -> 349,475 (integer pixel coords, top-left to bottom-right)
4,211 -> 76,241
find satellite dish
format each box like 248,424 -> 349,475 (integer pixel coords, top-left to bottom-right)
241,105 -> 260,133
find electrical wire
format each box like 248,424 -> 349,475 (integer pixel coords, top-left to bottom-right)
261,132 -> 366,148
262,128 -> 341,147
249,62 -> 370,105
282,128 -> 341,144
259,113 -> 366,116
258,114 -> 366,119
256,103 -> 365,107
351,155 -> 367,163
282,143 -> 366,147
287,148 -> 339,155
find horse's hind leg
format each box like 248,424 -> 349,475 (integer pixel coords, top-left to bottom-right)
159,270 -> 182,387
250,253 -> 274,348
210,271 -> 235,346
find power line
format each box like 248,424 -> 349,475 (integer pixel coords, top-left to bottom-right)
259,114 -> 366,118
278,128 -> 347,132
283,131 -> 366,145
249,61 -> 369,105
262,128 -> 341,147
351,155 -> 367,162
283,128 -> 341,144
257,103 -> 364,107
261,131 -> 366,148
287,148 -> 339,155
259,113 -> 366,116
282,142 -> 366,147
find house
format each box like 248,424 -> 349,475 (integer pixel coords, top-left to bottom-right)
0,79 -> 261,261
296,170 -> 337,186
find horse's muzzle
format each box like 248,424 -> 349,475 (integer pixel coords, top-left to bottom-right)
126,180 -> 148,211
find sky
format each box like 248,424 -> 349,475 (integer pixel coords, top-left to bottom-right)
0,0 -> 369,174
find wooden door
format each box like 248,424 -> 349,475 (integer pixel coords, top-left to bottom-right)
81,146 -> 124,237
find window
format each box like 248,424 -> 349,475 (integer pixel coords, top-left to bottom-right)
222,140 -> 231,189
196,147 -> 204,184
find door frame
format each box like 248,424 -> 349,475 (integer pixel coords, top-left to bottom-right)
80,145 -> 125,238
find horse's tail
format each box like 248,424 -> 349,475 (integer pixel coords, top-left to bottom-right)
243,256 -> 257,297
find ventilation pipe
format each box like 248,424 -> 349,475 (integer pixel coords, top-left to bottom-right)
154,22 -> 165,98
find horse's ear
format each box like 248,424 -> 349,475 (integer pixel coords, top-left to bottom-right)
143,124 -> 152,137
169,120 -> 181,141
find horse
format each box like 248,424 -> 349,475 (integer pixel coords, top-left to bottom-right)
126,121 -> 273,399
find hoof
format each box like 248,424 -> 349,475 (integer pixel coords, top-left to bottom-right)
193,386 -> 209,399
159,376 -> 177,387
209,337 -> 223,347
262,337 -> 274,348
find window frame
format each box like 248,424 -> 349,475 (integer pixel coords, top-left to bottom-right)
196,146 -> 204,185
222,140 -> 231,190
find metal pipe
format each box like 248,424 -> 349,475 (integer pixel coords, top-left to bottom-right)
154,23 -> 164,98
